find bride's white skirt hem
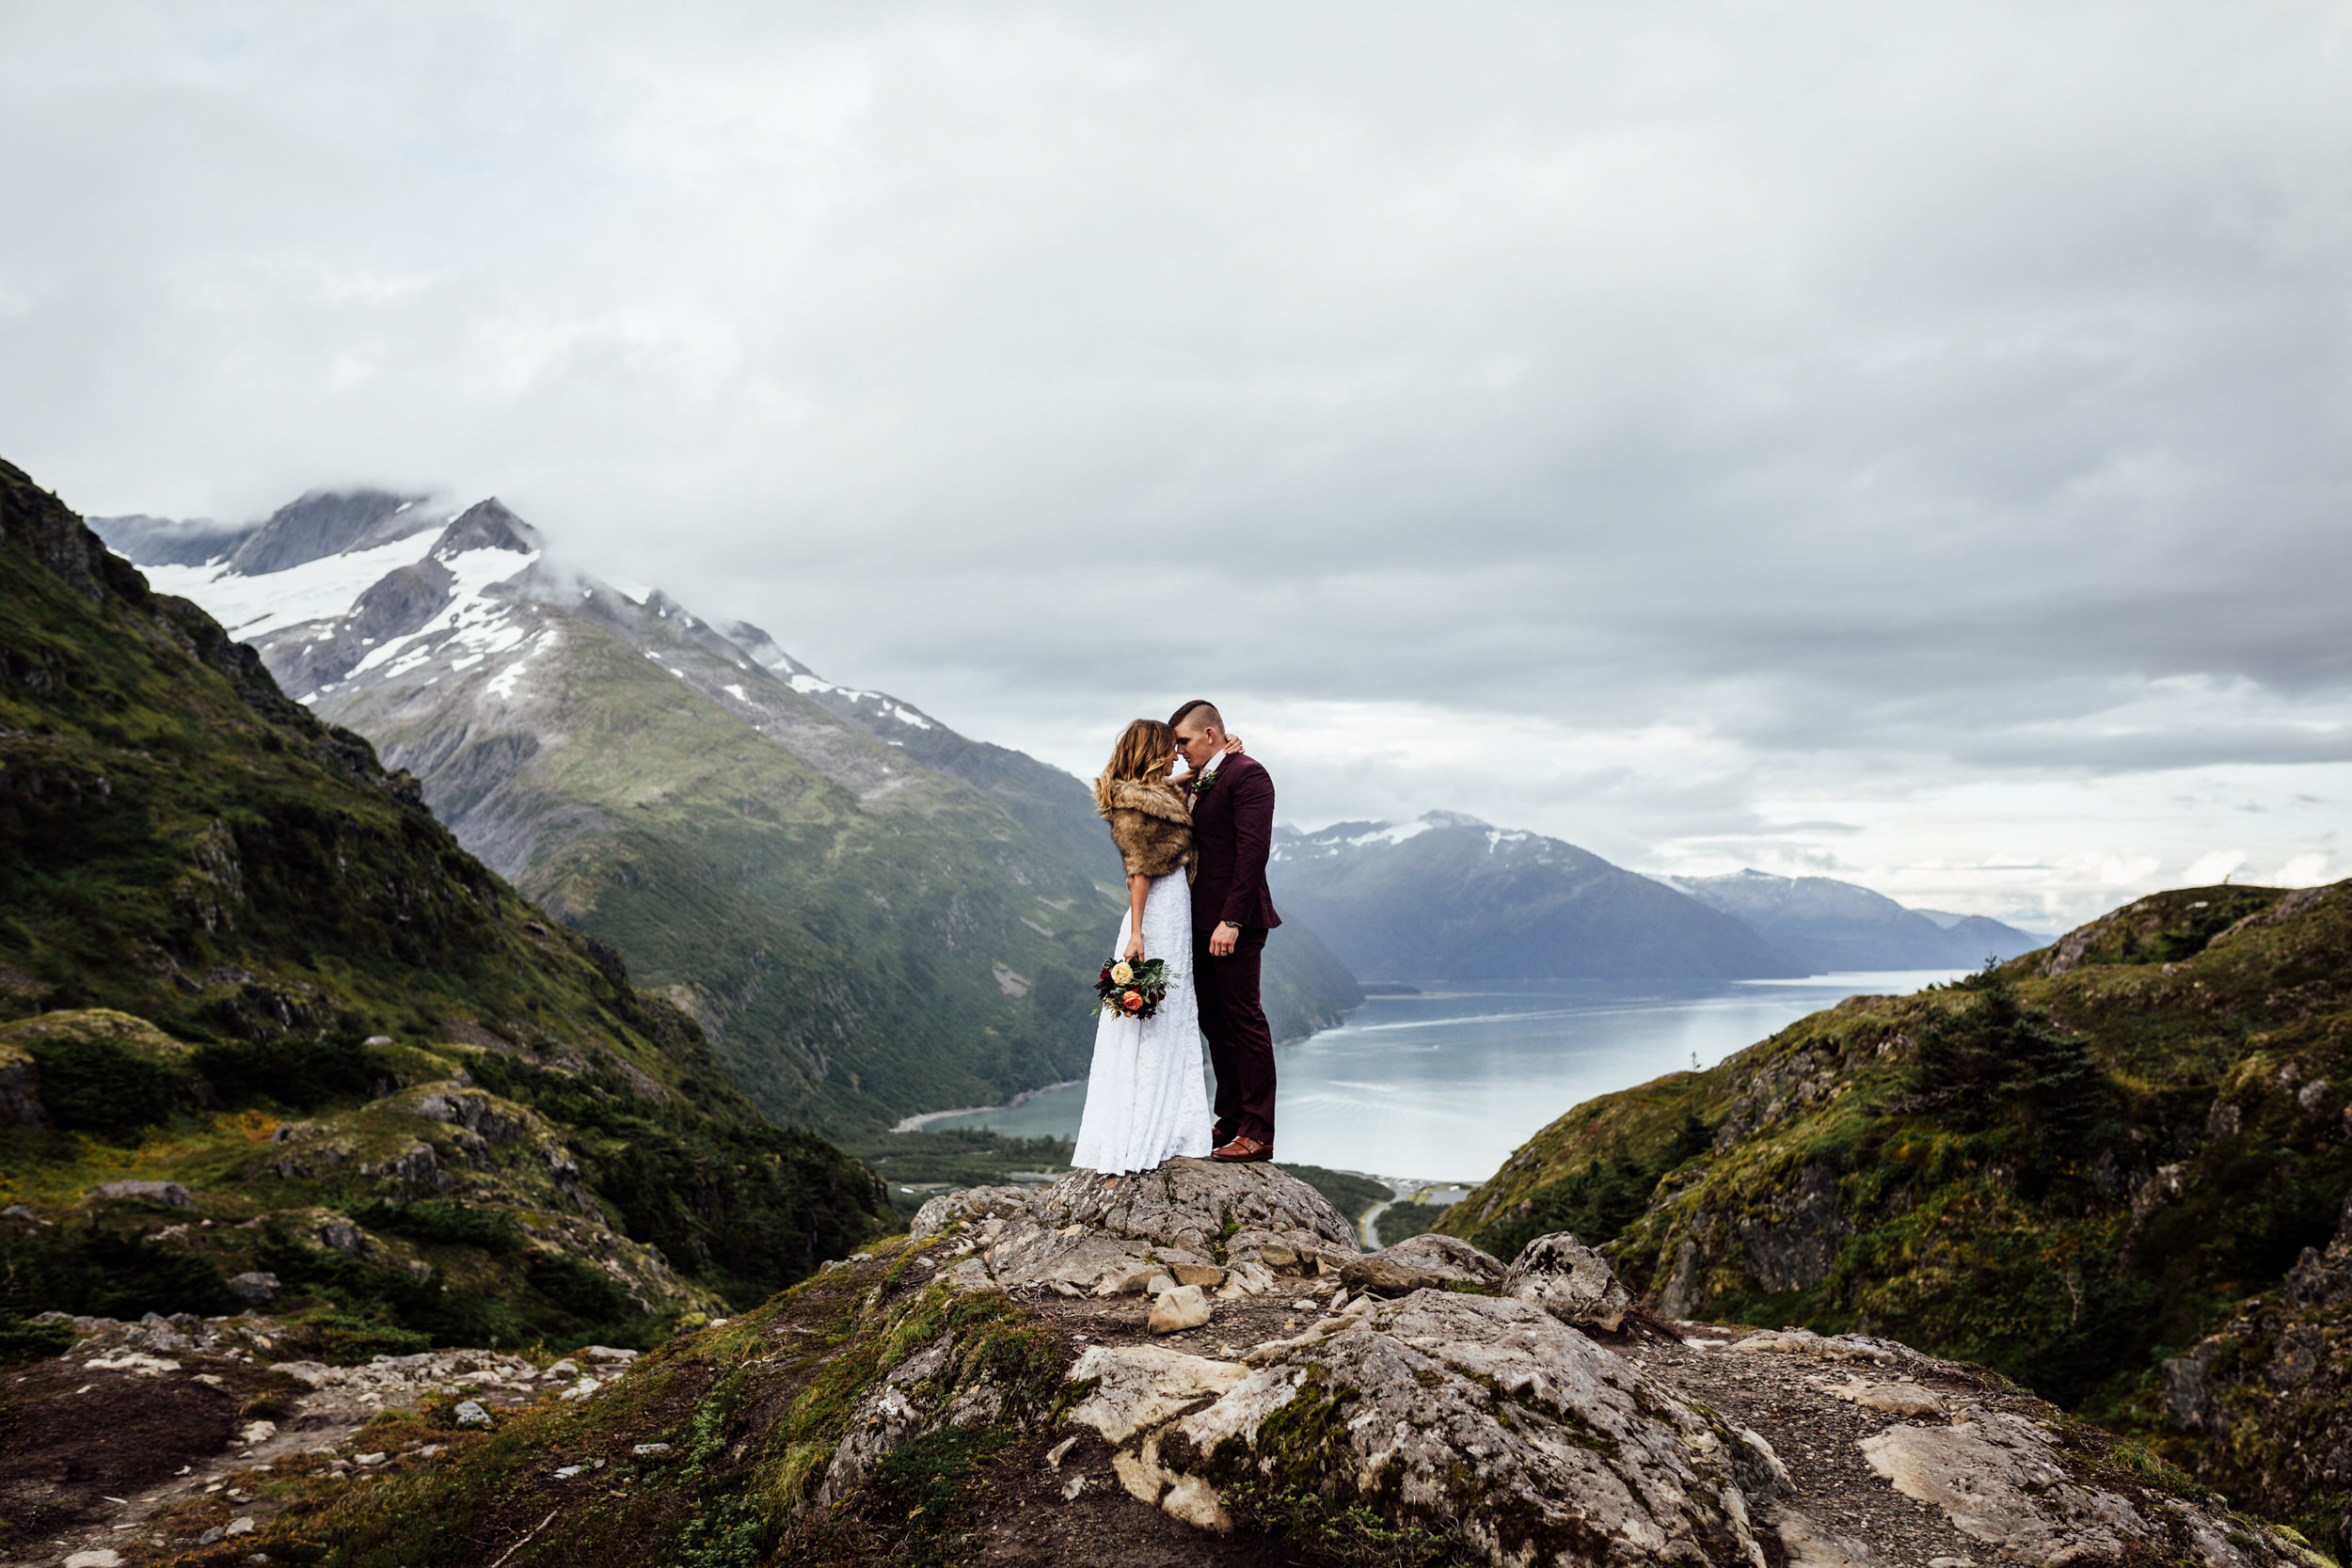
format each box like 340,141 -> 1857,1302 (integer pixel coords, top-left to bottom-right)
1073,870 -> 1212,1177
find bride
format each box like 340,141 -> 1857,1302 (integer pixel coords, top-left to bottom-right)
1072,718 -> 1216,1179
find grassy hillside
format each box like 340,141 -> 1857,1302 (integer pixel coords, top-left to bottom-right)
0,457 -> 892,1350
1438,879 -> 2352,1543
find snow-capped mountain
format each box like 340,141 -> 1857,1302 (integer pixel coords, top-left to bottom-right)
1270,812 -> 1804,982
95,491 -> 1361,1131
1653,868 -> 2044,973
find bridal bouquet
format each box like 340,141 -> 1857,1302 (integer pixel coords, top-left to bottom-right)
1095,956 -> 1171,1021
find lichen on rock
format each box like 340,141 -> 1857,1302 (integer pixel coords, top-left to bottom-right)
1080,1285 -> 1781,1565
914,1158 -> 1359,1297
1502,1230 -> 1635,1330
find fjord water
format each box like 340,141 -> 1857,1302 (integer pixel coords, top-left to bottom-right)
930,971 -> 1969,1183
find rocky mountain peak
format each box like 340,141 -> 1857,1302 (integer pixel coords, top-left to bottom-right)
1658,867 -> 2044,968
83,512 -> 251,567
230,488 -> 441,575
429,498 -> 538,559
720,618 -> 814,678
14,1157 -> 2314,1565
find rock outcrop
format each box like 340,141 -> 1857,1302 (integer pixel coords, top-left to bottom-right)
913,1158 -> 1359,1296
1080,1287 -> 1783,1561
885,1162 -> 2320,1567
2144,1194 -> 2352,1555
33,1161 -> 2325,1568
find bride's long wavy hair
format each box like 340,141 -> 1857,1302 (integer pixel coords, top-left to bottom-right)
1094,719 -> 1178,813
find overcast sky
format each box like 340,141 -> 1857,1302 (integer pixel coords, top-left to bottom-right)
6,1 -> 2347,927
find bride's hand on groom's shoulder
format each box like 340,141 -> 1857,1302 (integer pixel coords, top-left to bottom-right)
1223,735 -> 1245,754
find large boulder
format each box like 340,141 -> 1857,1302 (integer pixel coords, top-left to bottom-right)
1503,1231 -> 1634,1331
1342,1231 -> 1506,1292
84,1180 -> 196,1209
914,1160 -> 1357,1297
1071,1287 -> 1784,1562
226,1272 -> 280,1308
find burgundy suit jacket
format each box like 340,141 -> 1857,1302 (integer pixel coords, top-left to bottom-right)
1189,753 -> 1282,931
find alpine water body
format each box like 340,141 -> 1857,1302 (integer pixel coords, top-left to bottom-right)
928,971 -> 1970,1183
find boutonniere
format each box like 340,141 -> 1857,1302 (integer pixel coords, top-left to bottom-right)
1188,768 -> 1220,799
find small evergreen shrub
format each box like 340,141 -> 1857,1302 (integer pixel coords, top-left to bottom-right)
347,1199 -> 520,1254
24,1035 -> 178,1137
191,1035 -> 377,1111
1902,980 -> 2104,1145
0,1313 -> 75,1365
0,1226 -> 232,1319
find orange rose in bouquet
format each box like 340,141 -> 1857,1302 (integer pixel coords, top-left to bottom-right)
1094,956 -> 1170,1021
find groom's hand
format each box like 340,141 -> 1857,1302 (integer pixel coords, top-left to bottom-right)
1209,920 -> 1239,957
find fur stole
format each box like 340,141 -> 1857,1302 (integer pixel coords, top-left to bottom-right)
1100,779 -> 1197,882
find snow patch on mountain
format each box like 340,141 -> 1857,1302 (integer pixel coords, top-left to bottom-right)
1351,819 -> 1432,848
782,672 -> 936,730
145,534 -> 439,640
603,576 -> 656,605
485,626 -> 562,703
294,543 -> 543,700
1277,812 -> 1499,861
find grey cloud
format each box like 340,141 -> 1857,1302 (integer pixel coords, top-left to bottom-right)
3,1 -> 2348,914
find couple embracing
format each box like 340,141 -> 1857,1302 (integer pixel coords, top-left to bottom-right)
1072,699 -> 1280,1180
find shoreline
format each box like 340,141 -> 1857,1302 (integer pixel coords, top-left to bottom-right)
889,1077 -> 1087,1134
888,1004 -> 1362,1135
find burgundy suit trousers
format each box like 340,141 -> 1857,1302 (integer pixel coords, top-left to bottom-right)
1196,923 -> 1275,1144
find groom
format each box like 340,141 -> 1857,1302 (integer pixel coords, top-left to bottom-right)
1170,699 -> 1281,1164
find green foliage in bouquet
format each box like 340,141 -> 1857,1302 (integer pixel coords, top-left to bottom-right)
1093,956 -> 1171,1020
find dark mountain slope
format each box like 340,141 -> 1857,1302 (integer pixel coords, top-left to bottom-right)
0,457 -> 891,1342
1660,867 -> 2044,972
1272,813 -> 1802,981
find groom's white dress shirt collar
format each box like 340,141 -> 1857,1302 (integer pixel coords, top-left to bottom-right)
1198,750 -> 1227,782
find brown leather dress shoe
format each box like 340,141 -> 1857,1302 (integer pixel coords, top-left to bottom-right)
1210,1135 -> 1273,1164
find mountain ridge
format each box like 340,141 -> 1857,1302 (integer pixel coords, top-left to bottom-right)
96,493 -> 1362,1133
1655,866 -> 2046,973
1271,811 -> 1805,981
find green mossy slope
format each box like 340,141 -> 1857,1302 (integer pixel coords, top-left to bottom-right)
1439,879 -> 2352,1535
0,458 -> 892,1344
5,457 -> 654,1054
258,1240 -> 1071,1567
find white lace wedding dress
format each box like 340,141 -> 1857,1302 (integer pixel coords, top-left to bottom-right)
1073,869 -> 1213,1175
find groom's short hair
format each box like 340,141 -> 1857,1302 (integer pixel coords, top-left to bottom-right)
1169,700 -> 1223,734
